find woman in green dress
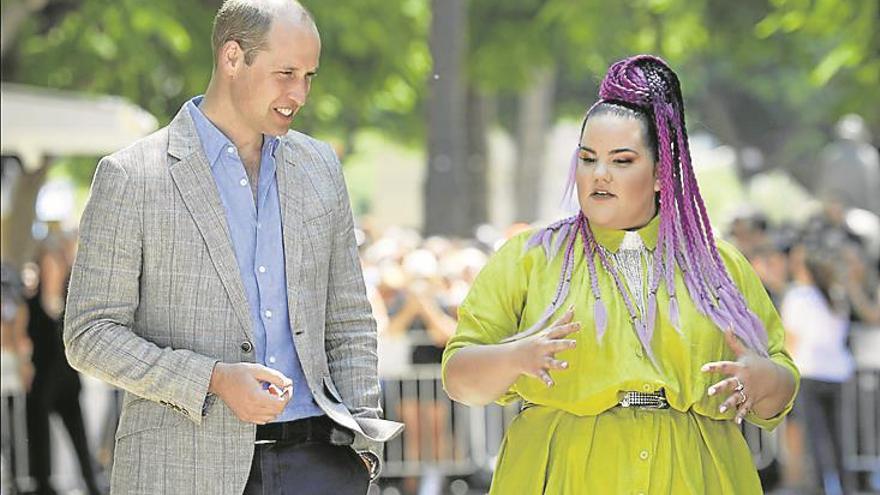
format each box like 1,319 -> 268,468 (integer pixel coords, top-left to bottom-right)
442,55 -> 799,494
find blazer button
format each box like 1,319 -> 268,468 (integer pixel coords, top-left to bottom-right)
240,341 -> 253,353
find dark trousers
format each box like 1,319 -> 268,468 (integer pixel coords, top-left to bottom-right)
25,376 -> 101,495
244,440 -> 370,495
796,378 -> 847,495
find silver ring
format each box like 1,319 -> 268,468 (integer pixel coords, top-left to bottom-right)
736,389 -> 747,406
733,377 -> 744,392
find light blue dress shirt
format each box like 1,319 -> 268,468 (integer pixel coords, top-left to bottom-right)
186,96 -> 323,421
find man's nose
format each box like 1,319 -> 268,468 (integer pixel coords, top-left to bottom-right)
289,81 -> 308,107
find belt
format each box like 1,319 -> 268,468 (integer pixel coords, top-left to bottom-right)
618,389 -> 669,409
255,416 -> 355,446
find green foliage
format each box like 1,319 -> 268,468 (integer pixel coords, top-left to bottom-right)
3,0 -> 877,189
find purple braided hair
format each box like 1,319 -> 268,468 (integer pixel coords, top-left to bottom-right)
506,55 -> 769,360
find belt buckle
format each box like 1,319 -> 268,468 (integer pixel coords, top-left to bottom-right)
619,390 -> 668,409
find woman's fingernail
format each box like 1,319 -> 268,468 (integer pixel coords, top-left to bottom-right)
708,387 -> 715,396
719,405 -> 727,413
735,417 -> 742,425
561,362 -> 568,368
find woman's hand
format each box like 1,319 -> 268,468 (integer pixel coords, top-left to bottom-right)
701,329 -> 788,424
511,306 -> 580,387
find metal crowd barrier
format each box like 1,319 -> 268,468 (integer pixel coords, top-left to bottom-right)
0,354 -> 33,493
842,328 -> 880,487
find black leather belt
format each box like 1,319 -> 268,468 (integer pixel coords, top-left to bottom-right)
255,415 -> 355,446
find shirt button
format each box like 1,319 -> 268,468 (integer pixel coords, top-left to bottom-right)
240,341 -> 253,353
264,310 -> 272,318
239,178 -> 248,187
639,450 -> 649,460
227,146 -> 235,154
268,356 -> 276,364
258,266 -> 266,273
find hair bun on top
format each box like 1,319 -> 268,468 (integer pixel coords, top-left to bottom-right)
598,55 -> 679,107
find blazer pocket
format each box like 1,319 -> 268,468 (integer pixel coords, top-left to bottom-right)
115,396 -> 187,440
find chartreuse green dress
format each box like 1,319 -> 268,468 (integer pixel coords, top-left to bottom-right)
442,216 -> 799,494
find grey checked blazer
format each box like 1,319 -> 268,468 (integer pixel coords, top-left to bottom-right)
64,106 -> 403,494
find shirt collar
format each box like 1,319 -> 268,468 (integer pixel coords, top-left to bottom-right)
590,213 -> 660,253
185,96 -> 280,168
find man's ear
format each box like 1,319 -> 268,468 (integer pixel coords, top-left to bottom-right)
218,40 -> 244,76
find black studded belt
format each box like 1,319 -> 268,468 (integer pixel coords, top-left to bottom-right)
618,389 -> 669,409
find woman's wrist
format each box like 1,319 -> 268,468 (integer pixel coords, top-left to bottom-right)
751,361 -> 793,419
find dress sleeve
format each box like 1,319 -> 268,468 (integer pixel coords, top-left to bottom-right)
441,231 -> 534,405
718,240 -> 800,431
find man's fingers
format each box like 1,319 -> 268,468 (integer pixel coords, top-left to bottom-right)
547,321 -> 581,339
252,365 -> 292,389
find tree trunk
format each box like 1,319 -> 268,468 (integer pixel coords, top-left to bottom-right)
514,67 -> 556,223
0,157 -> 49,268
463,86 -> 490,234
424,0 -> 467,236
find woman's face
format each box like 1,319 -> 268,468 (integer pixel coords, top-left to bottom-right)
576,114 -> 659,230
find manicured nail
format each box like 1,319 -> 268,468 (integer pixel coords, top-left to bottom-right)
708,387 -> 715,396
701,365 -> 710,372
735,416 -> 742,425
561,362 -> 568,369
719,405 -> 727,413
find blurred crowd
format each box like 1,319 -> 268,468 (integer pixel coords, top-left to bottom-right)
728,197 -> 880,495
1,228 -> 104,495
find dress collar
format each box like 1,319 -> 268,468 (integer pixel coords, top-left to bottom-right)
589,214 -> 660,253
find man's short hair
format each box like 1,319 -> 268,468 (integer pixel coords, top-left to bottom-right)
211,0 -> 313,66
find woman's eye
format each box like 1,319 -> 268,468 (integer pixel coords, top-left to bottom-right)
613,158 -> 633,165
579,156 -> 596,164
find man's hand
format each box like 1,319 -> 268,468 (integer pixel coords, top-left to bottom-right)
209,362 -> 292,424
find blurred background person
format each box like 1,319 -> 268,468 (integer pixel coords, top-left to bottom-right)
1,262 -> 33,494
23,237 -> 103,495
781,238 -> 855,495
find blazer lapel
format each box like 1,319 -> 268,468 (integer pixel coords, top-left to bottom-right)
167,109 -> 253,343
275,142 -> 304,335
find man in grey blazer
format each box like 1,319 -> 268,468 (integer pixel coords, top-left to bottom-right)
63,1 -> 402,493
